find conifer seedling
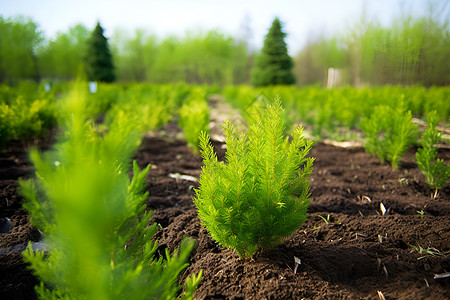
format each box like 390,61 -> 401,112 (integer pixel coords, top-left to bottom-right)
194,97 -> 314,258
416,111 -> 450,198
178,87 -> 210,154
19,82 -> 200,299
360,104 -> 418,169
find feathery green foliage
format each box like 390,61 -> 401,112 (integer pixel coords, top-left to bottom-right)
416,111 -> 450,195
104,83 -> 189,134
251,18 -> 295,87
0,83 -> 57,146
19,81 -> 199,299
360,104 -> 418,169
178,87 -> 210,153
224,85 -> 449,141
0,97 -> 56,146
194,97 -> 314,258
85,22 -> 115,83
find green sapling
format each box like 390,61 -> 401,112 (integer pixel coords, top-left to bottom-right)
20,81 -> 200,299
194,97 -> 314,258
360,104 -> 418,169
178,87 -> 210,153
415,111 -> 450,198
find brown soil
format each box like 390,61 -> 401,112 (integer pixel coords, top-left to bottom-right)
1,122 -> 449,299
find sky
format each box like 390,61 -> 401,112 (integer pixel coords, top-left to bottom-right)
1,0 -> 447,54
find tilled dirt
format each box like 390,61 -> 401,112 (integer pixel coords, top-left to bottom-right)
1,122 -> 449,299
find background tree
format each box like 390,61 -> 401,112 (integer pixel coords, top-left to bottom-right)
294,36 -> 347,86
85,22 -> 115,82
111,29 -> 247,85
37,24 -> 90,81
111,28 -> 158,82
251,17 -> 295,86
0,16 -> 42,83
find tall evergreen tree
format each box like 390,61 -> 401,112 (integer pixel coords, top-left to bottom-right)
85,22 -> 115,82
251,17 -> 295,86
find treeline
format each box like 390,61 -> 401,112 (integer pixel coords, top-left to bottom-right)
1,11 -> 449,86
111,29 -> 249,84
295,14 -> 450,87
0,16 -> 250,85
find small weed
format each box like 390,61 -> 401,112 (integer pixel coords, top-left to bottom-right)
317,214 -> 331,224
416,210 -> 424,219
317,214 -> 341,225
398,178 -> 408,185
410,244 -> 450,260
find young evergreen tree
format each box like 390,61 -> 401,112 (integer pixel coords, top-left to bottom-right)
195,98 -> 313,258
251,17 -> 295,86
85,22 -> 115,82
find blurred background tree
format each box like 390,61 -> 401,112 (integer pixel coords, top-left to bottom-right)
84,22 -> 115,83
294,5 -> 450,87
0,16 -> 41,83
111,29 -> 249,85
110,28 -> 158,82
294,36 -> 347,86
251,17 -> 295,86
37,24 -> 90,81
